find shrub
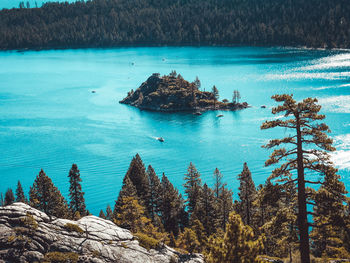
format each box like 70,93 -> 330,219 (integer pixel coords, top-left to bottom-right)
64,223 -> 84,234
134,232 -> 160,250
43,252 -> 79,263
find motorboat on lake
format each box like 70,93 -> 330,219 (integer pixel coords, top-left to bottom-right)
157,137 -> 164,142
216,114 -> 224,117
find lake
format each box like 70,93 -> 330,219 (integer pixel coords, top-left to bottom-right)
0,47 -> 349,214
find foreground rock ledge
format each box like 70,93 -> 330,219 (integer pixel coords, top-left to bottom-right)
0,203 -> 204,263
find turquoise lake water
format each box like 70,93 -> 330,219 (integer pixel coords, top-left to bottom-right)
0,47 -> 350,214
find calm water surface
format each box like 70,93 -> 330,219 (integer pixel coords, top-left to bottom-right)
0,47 -> 349,214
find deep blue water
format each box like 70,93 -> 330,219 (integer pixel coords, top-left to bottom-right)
0,47 -> 349,214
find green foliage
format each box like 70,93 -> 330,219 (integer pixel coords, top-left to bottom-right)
29,169 -> 69,218
15,180 -> 27,203
4,188 -> 15,206
43,251 -> 79,263
134,232 -> 160,250
184,162 -> 202,216
177,228 -> 201,253
2,0 -> 349,49
206,212 -> 264,263
235,162 -> 257,226
68,164 -> 86,217
64,223 -> 84,234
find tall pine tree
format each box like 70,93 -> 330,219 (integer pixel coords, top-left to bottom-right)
184,162 -> 202,216
29,169 -> 69,218
68,164 -> 86,216
147,165 -> 162,223
235,162 -> 256,226
15,180 -> 27,203
4,188 -> 15,206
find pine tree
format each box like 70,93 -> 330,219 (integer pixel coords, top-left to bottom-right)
124,154 -> 150,210
15,180 -> 27,203
310,169 -> 350,258
261,94 -> 337,263
211,85 -> 219,108
177,228 -> 201,254
160,173 -> 185,236
184,162 -> 202,216
114,175 -> 137,218
99,209 -> 106,219
147,165 -> 162,223
206,212 -> 264,263
68,164 -> 86,216
106,204 -> 113,221
4,188 -> 15,206
235,162 -> 257,226
213,168 -> 223,199
192,183 -> 218,236
218,184 -> 233,231
29,169 -> 69,218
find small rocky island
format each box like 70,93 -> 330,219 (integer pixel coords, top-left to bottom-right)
119,72 -> 248,112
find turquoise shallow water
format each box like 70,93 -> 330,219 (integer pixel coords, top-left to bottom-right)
0,47 -> 349,214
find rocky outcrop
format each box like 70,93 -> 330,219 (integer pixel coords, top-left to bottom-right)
0,203 -> 204,263
119,73 -> 248,112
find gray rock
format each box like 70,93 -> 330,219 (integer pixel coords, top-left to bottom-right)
0,203 -> 204,263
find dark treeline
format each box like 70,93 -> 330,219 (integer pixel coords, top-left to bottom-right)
1,94 -> 350,262
1,0 -> 350,50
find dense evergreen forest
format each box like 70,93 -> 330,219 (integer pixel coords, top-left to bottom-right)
1,94 -> 350,262
1,0 -> 350,50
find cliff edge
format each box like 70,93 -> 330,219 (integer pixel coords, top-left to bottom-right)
0,203 -> 204,263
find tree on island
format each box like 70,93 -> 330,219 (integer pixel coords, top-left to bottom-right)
232,90 -> 241,104
212,85 -> 219,108
261,94 -> 337,263
15,180 -> 27,203
68,164 -> 86,216
4,188 -> 15,206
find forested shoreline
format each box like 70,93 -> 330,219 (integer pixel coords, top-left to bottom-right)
1,94 -> 350,262
1,0 -> 350,50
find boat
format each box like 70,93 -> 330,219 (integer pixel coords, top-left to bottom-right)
216,114 -> 224,117
194,111 -> 202,115
91,90 -> 96,93
261,105 -> 266,108
157,137 -> 164,142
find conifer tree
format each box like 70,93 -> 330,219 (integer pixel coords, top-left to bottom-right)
310,169 -> 350,258
4,188 -> 15,206
213,168 -> 223,199
235,162 -> 256,226
15,180 -> 27,203
212,85 -> 219,108
160,173 -> 186,236
261,94 -> 337,263
68,164 -> 86,216
99,209 -> 106,219
177,228 -> 201,253
124,154 -> 150,210
192,183 -> 218,236
184,162 -> 202,216
147,165 -> 162,222
206,212 -> 263,263
105,204 -> 113,221
218,184 -> 233,231
29,169 -> 69,218
114,175 -> 137,218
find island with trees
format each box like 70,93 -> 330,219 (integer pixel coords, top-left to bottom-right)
119,72 -> 248,112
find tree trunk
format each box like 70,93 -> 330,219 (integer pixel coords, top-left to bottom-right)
296,114 -> 310,263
